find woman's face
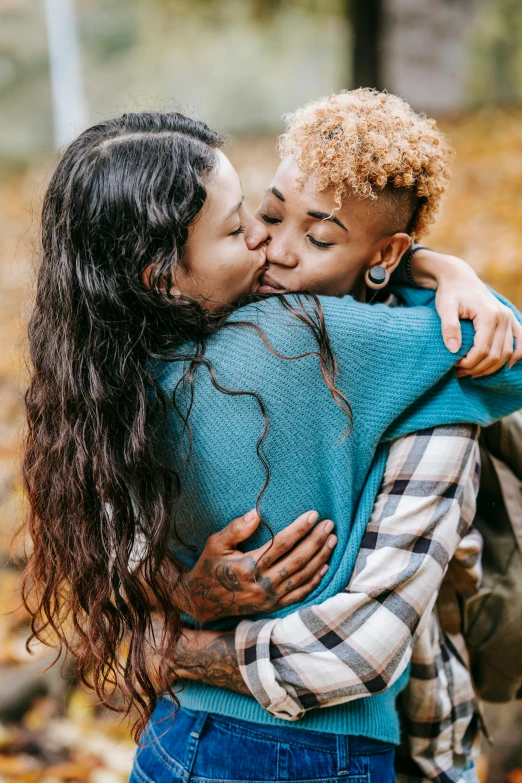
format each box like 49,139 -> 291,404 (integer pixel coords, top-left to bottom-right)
255,156 -> 403,299
174,150 -> 268,311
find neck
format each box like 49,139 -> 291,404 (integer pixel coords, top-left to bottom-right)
350,276 -> 368,302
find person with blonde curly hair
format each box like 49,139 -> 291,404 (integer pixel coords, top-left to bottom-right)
256,88 -> 517,380
278,88 -> 451,240
137,91 -> 521,783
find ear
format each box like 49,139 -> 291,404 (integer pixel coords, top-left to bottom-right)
142,263 -> 179,295
375,233 -> 411,276
141,263 -> 155,290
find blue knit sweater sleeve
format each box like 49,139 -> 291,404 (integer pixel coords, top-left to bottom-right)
229,289 -> 522,443
383,285 -> 522,439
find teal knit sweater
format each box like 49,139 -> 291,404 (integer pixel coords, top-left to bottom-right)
152,287 -> 522,743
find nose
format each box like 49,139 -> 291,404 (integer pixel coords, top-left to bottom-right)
245,212 -> 268,250
265,233 -> 298,268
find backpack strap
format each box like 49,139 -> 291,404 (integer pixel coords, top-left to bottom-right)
489,453 -> 522,554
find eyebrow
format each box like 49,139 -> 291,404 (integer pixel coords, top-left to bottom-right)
267,186 -> 285,203
307,210 -> 348,232
225,197 -> 244,222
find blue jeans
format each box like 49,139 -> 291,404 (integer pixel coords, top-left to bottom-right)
130,702 -> 396,783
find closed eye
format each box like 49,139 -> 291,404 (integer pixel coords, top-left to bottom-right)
260,213 -> 281,225
308,235 -> 334,249
231,224 -> 245,236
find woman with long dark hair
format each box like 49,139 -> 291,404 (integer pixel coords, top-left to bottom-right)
22,110 -> 522,783
23,111 -> 339,731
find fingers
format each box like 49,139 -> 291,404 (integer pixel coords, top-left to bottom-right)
275,566 -> 327,608
437,297 -> 462,354
266,519 -> 336,582
276,535 -> 336,596
509,317 -> 522,369
253,510 -> 319,567
455,311 -> 499,373
456,307 -> 519,377
457,320 -> 510,378
209,509 -> 261,552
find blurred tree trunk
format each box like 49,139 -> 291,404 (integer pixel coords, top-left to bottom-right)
380,0 -> 479,113
350,0 -> 384,89
252,0 -> 283,22
43,0 -> 88,148
478,0 -> 522,105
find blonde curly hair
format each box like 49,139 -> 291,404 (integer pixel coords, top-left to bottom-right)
278,89 -> 454,240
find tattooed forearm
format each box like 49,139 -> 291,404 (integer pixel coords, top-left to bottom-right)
176,631 -> 249,695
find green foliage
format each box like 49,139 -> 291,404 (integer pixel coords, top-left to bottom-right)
467,0 -> 522,105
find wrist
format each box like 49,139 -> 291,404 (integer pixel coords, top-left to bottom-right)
181,628 -> 222,653
411,250 -> 476,291
408,247 -> 437,289
173,577 -> 193,616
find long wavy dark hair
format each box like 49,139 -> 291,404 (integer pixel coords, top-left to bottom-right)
21,111 -> 351,739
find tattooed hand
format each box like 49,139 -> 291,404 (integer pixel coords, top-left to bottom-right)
180,509 -> 337,622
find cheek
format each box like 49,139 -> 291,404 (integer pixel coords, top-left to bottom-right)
218,245 -> 252,285
323,250 -> 363,280
307,252 -> 350,283
304,251 -> 363,295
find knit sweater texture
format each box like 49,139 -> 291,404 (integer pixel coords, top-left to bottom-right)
152,287 -> 522,743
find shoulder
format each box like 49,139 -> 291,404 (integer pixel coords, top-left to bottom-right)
229,293 -> 442,342
150,292 -> 453,398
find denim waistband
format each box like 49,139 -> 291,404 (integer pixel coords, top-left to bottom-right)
151,701 -> 395,756
204,712 -> 394,755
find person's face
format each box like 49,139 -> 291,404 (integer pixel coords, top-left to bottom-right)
256,156 -> 407,299
174,151 -> 268,310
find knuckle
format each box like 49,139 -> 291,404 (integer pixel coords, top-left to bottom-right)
206,533 -> 219,550
443,320 -> 459,333
274,539 -> 289,554
293,570 -> 308,586
242,565 -> 256,581
314,530 -> 328,547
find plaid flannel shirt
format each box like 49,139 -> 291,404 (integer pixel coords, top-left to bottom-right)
236,424 -> 482,783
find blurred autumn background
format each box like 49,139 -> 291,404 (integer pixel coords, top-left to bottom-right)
1,0 -> 522,782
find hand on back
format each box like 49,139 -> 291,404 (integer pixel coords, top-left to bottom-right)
181,509 -> 336,622
415,249 -> 522,377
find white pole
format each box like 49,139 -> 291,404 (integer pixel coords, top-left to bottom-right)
43,0 -> 89,149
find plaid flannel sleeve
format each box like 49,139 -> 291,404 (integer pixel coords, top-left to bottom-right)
235,424 -> 480,721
